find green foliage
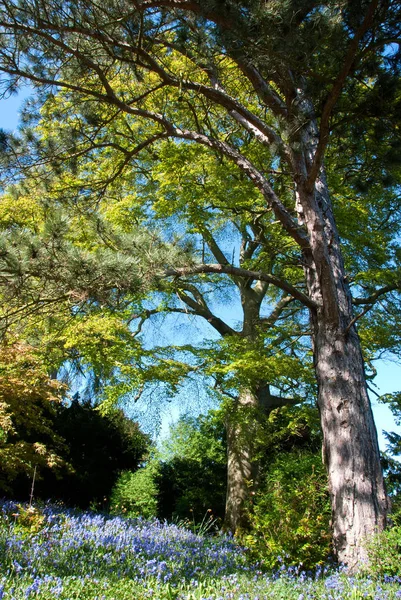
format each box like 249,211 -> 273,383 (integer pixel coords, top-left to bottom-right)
110,460 -> 159,519
204,336 -> 314,397
117,405 -> 331,572
363,525 -> 401,578
112,412 -> 227,525
241,404 -> 331,569
378,393 -> 401,522
0,338 -> 150,506
12,504 -> 46,538
0,341 -> 66,492
157,455 -> 226,524
3,502 -> 401,599
245,450 -> 331,570
160,412 -> 225,464
261,403 -> 322,455
0,0 -> 399,569
157,413 -> 227,524
35,401 -> 151,509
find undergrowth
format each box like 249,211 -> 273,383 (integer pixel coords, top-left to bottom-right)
1,500 -> 401,599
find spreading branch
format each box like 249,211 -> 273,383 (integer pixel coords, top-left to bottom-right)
165,264 -> 316,309
353,283 -> 401,306
176,289 -> 237,337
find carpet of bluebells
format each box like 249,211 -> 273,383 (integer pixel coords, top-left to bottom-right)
1,500 -> 401,599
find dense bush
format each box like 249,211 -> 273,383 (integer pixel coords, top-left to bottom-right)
364,524 -> 401,578
0,342 -> 67,494
110,406 -> 331,570
244,450 -> 331,569
117,413 -> 228,524
380,393 -> 401,524
110,459 -> 159,518
36,400 -> 150,508
0,341 -> 150,508
157,454 -> 226,524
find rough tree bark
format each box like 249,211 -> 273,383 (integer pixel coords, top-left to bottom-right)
293,116 -> 388,567
224,386 -> 260,533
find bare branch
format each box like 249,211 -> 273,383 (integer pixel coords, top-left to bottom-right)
176,289 -> 237,337
200,228 -> 229,266
151,121 -> 310,251
345,304 -> 374,335
260,295 -> 295,327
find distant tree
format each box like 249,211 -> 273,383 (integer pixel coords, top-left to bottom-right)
37,398 -> 151,508
110,458 -> 160,519
0,339 -> 150,506
157,413 -> 227,523
380,393 -> 401,523
136,403 -> 329,565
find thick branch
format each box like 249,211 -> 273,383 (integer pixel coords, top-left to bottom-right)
175,281 -> 209,308
140,0 -> 290,118
3,3 -> 288,151
234,61 -> 289,118
137,49 -> 284,149
267,394 -> 300,409
177,290 -> 237,337
200,228 -> 230,266
141,0 -> 236,28
165,264 -> 316,309
260,295 -> 295,327
0,25 -> 309,250
345,304 -> 374,335
157,123 -> 310,251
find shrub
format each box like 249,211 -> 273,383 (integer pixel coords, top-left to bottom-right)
244,450 -> 332,569
363,524 -> 401,578
156,413 -> 227,523
0,342 -> 67,494
37,402 -> 150,509
110,459 -> 159,518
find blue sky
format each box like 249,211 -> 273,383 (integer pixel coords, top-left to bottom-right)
0,89 -> 400,450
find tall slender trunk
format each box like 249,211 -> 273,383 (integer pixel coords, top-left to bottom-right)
224,386 -> 260,533
294,120 -> 388,567
223,281 -> 300,533
224,384 -> 298,533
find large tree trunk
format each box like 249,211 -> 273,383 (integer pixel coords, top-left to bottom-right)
223,279 -> 301,533
315,311 -> 388,568
294,119 -> 389,566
